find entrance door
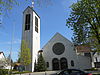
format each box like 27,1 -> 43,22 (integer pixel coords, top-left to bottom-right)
60,58 -> 68,70
52,58 -> 60,70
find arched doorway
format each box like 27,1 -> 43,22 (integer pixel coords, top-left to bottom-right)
60,57 -> 68,70
52,58 -> 60,70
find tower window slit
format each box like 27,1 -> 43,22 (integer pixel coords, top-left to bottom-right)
25,14 -> 30,30
35,16 -> 38,33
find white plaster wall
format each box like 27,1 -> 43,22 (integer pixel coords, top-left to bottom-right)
93,53 -> 100,62
32,11 -> 40,72
0,53 -> 10,69
77,55 -> 92,70
0,53 -> 4,59
91,53 -> 100,67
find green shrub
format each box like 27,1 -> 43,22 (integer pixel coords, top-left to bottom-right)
0,69 -> 9,75
85,67 -> 98,71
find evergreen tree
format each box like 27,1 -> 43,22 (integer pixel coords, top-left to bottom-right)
34,59 -> 38,72
37,52 -> 46,72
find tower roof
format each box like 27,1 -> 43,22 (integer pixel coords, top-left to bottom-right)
23,6 -> 40,18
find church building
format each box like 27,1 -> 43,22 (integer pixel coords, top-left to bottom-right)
21,5 -> 92,72
42,33 -> 92,70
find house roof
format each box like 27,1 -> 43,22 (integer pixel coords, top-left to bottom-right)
0,52 -> 8,66
0,52 -> 3,54
0,52 -> 5,57
75,45 -> 91,53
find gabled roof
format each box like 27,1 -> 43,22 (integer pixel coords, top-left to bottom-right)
0,52 -> 3,54
75,45 -> 91,53
42,32 -> 73,49
0,52 -> 5,57
0,52 -> 8,66
23,6 -> 40,18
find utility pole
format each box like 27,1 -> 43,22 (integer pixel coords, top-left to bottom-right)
9,21 -> 15,75
0,15 -> 2,27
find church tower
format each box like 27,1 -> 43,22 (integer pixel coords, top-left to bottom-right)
21,4 -> 40,72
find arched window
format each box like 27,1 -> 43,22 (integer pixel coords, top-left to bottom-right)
60,57 -> 68,70
71,60 -> 74,67
46,62 -> 49,68
52,58 -> 60,70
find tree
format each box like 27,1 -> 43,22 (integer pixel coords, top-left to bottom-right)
0,0 -> 18,15
66,0 -> 100,51
34,59 -> 38,72
36,52 -> 46,72
17,57 -> 21,63
20,40 -> 31,68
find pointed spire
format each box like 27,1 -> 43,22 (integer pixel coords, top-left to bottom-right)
32,0 -> 34,8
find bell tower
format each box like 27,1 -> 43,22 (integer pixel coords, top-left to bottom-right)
21,2 -> 40,72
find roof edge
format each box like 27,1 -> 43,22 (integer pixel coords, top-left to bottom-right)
23,6 -> 40,18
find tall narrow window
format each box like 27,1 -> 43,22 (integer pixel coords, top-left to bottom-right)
95,57 -> 98,62
35,16 -> 38,33
25,14 -> 30,30
46,62 -> 49,68
71,60 -> 74,67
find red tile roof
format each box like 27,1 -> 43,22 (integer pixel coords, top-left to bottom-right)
75,45 -> 91,53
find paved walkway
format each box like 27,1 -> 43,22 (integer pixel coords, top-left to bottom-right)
14,71 -> 58,75
14,70 -> 100,75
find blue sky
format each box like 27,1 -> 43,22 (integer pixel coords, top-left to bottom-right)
0,0 -> 77,62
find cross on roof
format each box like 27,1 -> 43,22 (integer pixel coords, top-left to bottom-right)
32,0 -> 34,8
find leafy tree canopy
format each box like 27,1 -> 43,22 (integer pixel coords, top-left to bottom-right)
0,0 -> 18,15
20,40 -> 31,66
66,0 -> 100,51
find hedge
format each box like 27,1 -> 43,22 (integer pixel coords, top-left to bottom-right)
0,69 -> 9,75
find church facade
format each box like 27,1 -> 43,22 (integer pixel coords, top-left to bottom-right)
21,6 -> 92,72
42,33 -> 92,70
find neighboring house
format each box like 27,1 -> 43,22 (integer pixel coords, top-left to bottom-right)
75,45 -> 92,69
0,52 -> 11,69
91,52 -> 100,68
42,33 -> 92,70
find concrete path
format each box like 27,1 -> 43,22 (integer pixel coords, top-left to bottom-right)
14,71 -> 58,75
14,70 -> 100,75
